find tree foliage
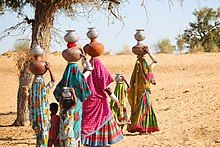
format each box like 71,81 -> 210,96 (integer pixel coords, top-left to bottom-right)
176,7 -> 220,52
154,38 -> 175,54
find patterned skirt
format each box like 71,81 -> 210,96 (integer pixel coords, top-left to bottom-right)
127,91 -> 159,133
82,117 -> 123,146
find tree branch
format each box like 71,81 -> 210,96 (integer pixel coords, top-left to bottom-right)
0,20 -> 30,41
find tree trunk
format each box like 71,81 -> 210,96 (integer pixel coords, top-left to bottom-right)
12,61 -> 33,126
13,2 -> 56,126
31,2 -> 55,50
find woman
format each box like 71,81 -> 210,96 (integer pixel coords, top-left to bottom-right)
53,53 -> 92,146
29,55 -> 55,146
127,47 -> 159,134
81,57 -> 123,146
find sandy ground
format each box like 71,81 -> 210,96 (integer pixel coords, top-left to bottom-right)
0,53 -> 220,147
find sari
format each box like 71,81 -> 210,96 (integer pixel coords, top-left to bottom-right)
82,58 -> 123,146
29,75 -> 54,147
127,57 -> 159,133
53,63 -> 91,146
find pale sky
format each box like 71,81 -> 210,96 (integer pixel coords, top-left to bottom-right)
0,0 -> 219,54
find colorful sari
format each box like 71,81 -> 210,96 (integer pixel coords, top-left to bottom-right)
82,58 -> 123,146
127,57 -> 159,133
53,63 -> 91,146
110,82 -> 130,126
29,75 -> 54,147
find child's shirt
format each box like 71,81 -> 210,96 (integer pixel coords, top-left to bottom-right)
49,114 -> 60,140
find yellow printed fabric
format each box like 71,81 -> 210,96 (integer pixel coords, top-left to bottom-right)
127,57 -> 159,133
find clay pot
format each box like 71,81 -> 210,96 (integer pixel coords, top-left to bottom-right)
84,39 -> 104,57
62,47 -> 82,62
64,30 -> 79,43
84,28 -> 104,57
132,44 -> 148,56
29,60 -> 47,75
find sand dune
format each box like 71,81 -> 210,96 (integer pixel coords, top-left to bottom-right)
0,53 -> 220,146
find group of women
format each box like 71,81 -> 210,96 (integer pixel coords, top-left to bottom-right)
28,29 -> 159,147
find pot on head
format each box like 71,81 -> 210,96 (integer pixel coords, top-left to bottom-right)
64,30 -> 79,43
29,44 -> 47,75
132,29 -> 147,56
84,27 -> 104,57
30,44 -> 45,57
62,47 -> 82,62
29,60 -> 47,75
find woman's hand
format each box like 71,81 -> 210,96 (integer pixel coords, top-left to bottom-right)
142,45 -> 149,53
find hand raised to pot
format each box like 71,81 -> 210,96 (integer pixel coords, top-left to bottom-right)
142,45 -> 149,53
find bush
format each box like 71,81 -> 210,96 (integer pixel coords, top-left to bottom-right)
154,38 -> 175,54
13,40 -> 31,72
116,45 -> 132,55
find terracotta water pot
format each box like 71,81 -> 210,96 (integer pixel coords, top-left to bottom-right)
62,47 -> 82,62
132,44 -> 148,56
84,39 -> 104,57
29,60 -> 47,75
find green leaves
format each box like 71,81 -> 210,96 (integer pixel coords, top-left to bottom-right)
177,7 -> 220,52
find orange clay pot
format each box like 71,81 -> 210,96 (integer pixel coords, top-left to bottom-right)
132,44 -> 147,56
84,39 -> 104,57
62,47 -> 82,62
29,60 -> 47,75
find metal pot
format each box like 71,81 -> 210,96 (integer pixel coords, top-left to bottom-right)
30,44 -> 45,57
134,29 -> 146,42
115,74 -> 124,82
86,27 -> 99,39
62,87 -> 72,99
64,30 -> 79,43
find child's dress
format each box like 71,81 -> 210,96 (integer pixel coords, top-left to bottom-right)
29,75 -> 54,147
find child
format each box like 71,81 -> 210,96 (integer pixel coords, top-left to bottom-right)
48,103 -> 60,147
110,74 -> 131,132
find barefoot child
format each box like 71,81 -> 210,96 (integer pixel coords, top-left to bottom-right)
48,103 -> 60,147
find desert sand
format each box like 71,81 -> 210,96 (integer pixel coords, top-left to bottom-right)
0,53 -> 220,147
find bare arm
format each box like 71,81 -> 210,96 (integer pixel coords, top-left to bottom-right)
81,56 -> 93,79
45,62 -> 55,82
